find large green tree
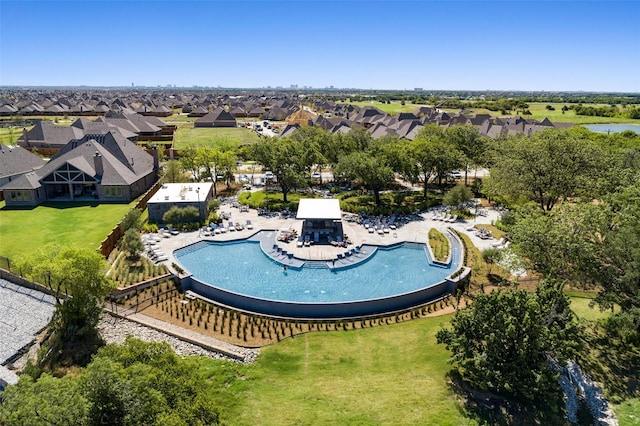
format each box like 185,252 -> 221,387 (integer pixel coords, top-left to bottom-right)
445,125 -> 488,185
335,150 -> 395,206
436,281 -> 577,402
408,125 -> 463,195
487,129 -> 601,211
15,246 -> 115,366
0,338 -> 220,425
251,138 -> 305,202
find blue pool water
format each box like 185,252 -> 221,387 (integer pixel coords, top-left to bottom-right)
583,124 -> 640,134
175,240 -> 460,304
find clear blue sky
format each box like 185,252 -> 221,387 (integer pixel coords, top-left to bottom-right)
1,0 -> 638,91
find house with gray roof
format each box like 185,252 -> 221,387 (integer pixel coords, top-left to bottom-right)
0,143 -> 46,188
2,131 -> 157,207
194,108 -> 237,128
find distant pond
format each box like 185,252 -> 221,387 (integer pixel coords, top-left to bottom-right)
583,124 -> 640,134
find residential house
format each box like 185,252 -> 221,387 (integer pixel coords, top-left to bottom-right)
194,108 -> 237,128
2,131 -> 158,207
0,143 -> 46,188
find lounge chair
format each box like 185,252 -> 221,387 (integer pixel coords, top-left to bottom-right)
368,226 -> 375,233
168,226 -> 179,235
304,235 -> 311,247
440,213 -> 450,222
491,237 -> 505,247
297,236 -> 303,247
446,214 -> 458,223
377,225 -> 384,235
246,220 -> 253,230
235,222 -> 244,231
228,221 -> 236,231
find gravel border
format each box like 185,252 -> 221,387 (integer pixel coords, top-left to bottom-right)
98,314 -> 259,363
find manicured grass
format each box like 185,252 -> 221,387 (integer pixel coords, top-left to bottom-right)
0,200 -> 134,261
428,228 -> 450,262
197,314 -> 468,425
0,127 -> 23,145
615,398 -> 640,426
444,102 -> 639,125
566,292 -> 615,321
173,126 -> 261,149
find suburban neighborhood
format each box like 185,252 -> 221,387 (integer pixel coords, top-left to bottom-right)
1,0 -> 639,424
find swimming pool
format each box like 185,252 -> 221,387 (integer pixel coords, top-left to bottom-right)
175,233 -> 464,318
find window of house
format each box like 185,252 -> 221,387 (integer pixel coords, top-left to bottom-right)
105,186 -> 123,197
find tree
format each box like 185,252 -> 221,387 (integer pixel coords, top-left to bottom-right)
120,208 -> 142,232
436,281 -> 577,402
443,185 -> 473,208
15,246 -> 115,366
179,148 -> 201,181
445,125 -> 488,185
163,205 -> 200,225
0,373 -> 89,425
335,151 -> 394,206
251,138 -> 304,202
161,160 -> 189,183
195,146 -> 237,196
487,129 -> 601,211
0,338 -> 220,426
408,125 -> 463,195
481,247 -> 502,275
120,228 -> 144,259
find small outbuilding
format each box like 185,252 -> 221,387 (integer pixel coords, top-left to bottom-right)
147,182 -> 213,224
296,198 -> 343,244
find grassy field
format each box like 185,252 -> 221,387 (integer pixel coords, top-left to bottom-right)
615,398 -> 640,426
0,127 -> 23,145
443,102 -> 639,125
173,126 -> 261,149
198,314 -> 470,425
0,200 -> 134,261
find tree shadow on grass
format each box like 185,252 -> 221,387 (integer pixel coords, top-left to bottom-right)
446,370 -> 570,425
576,322 -> 640,403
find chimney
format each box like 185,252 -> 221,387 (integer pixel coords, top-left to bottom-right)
94,152 -> 104,176
23,128 -> 29,147
152,146 -> 159,170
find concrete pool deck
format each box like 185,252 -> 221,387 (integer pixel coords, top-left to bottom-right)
149,200 -> 504,273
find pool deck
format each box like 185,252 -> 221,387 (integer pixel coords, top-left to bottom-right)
149,201 -> 504,274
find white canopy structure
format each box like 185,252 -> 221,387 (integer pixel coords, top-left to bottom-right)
296,199 -> 343,244
296,199 -> 341,220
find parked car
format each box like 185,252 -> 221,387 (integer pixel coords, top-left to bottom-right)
265,171 -> 274,180
312,171 -> 321,179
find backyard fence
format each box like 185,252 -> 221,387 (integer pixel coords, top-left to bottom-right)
98,180 -> 163,257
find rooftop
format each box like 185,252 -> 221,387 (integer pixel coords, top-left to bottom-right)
148,183 -> 213,204
296,198 -> 341,220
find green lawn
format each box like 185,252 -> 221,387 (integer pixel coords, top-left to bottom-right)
567,291 -> 617,321
615,398 -> 640,426
0,200 -> 134,261
444,102 -> 639,125
173,126 -> 261,149
0,127 -> 23,145
197,314 -> 470,425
